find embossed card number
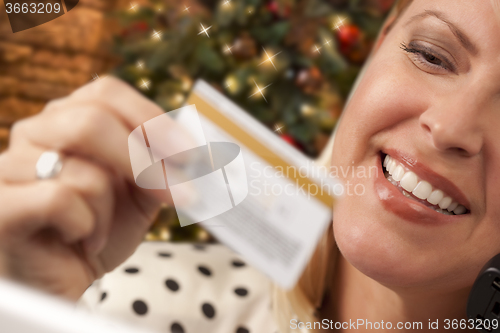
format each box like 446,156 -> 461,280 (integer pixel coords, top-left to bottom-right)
4,0 -> 79,33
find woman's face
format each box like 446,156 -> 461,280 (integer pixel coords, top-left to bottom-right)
332,0 -> 500,292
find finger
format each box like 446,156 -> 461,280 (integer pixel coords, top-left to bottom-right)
60,77 -> 199,166
9,104 -> 133,181
68,76 -> 166,130
0,182 -> 94,245
9,103 -> 194,205
97,176 -> 162,269
58,157 -> 115,255
0,147 -> 116,255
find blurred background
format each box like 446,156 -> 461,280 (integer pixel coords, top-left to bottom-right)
0,0 -> 394,242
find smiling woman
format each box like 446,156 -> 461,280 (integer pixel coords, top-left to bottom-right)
0,0 -> 499,332
276,0 -> 500,332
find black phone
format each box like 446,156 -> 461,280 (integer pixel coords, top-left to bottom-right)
467,253 -> 500,332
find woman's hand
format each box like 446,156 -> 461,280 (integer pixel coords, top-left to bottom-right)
0,77 -> 186,300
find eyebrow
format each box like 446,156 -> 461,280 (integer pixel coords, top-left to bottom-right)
405,10 -> 479,55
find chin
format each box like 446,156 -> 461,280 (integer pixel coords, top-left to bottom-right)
332,197 -> 425,288
331,184 -> 481,292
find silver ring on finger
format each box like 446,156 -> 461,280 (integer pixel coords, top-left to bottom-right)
36,151 -> 64,180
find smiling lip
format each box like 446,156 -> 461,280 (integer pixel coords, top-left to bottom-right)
374,149 -> 470,225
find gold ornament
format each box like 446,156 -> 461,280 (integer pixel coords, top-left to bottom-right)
197,229 -> 210,242
224,75 -> 240,94
246,5 -> 255,15
300,104 -> 316,117
168,93 -> 185,107
145,232 -> 160,241
158,226 -> 171,241
180,76 -> 193,92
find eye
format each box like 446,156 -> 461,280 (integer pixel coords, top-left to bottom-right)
400,42 -> 456,73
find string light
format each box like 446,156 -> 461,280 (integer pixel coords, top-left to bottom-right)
151,29 -> 162,41
139,78 -> 151,90
198,23 -> 212,38
249,79 -> 272,103
258,47 -> 282,71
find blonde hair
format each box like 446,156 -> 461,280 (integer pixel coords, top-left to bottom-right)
272,1 -> 413,332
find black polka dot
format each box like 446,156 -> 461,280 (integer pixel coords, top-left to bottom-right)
202,302 -> 216,319
236,327 -> 249,333
193,244 -> 206,251
100,292 -> 107,302
158,252 -> 172,258
165,279 -> 180,292
132,300 -> 148,315
234,287 -> 248,297
125,267 -> 139,274
197,265 -> 212,276
171,322 -> 185,333
232,260 -> 246,268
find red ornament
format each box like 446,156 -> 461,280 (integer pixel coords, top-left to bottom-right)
266,1 -> 291,19
120,21 -> 150,38
132,21 -> 149,32
336,23 -> 362,55
280,134 -> 302,149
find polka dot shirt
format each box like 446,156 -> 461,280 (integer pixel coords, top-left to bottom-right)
79,242 -> 279,333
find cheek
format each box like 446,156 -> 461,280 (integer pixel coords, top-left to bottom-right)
332,57 -> 429,169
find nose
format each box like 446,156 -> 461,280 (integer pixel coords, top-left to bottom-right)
419,91 -> 485,157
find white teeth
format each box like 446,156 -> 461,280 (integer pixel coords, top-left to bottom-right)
392,165 -> 405,181
388,159 -> 397,175
447,201 -> 458,212
400,171 -> 418,192
427,190 -> 444,205
383,154 -> 467,215
412,181 -> 432,200
384,155 -> 390,168
438,196 -> 452,210
453,205 -> 466,215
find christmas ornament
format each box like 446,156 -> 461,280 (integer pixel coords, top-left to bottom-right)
337,23 -> 361,52
120,20 -> 150,38
245,5 -> 255,15
158,225 -> 171,241
224,75 -> 240,95
280,134 -> 303,151
281,134 -> 294,144
168,93 -> 185,108
336,23 -> 370,63
180,76 -> 193,92
300,103 -> 316,117
295,67 -> 324,95
266,0 -> 291,19
232,32 -> 257,60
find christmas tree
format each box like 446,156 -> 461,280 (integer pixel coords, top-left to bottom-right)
111,0 -> 394,241
113,0 -> 394,158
